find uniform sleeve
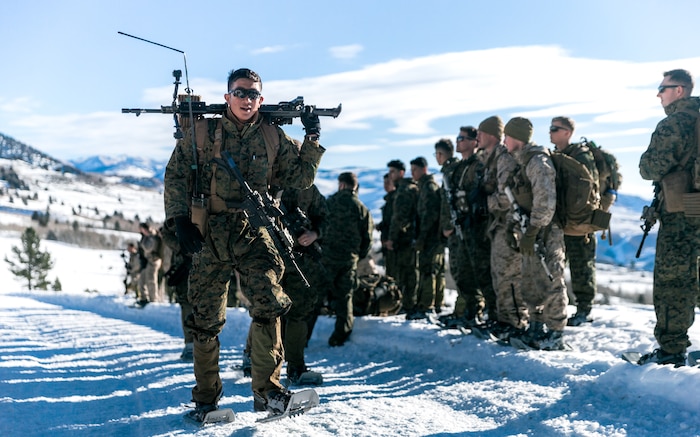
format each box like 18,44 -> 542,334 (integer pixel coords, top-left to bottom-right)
527,154 -> 557,228
359,205 -> 374,260
640,115 -> 693,181
276,129 -> 325,190
164,134 -> 193,220
417,181 -> 442,245
389,185 -> 415,242
487,152 -> 517,213
439,186 -> 454,233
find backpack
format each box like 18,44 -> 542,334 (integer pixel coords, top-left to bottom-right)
514,149 -> 610,236
353,274 -> 403,317
578,137 -> 622,212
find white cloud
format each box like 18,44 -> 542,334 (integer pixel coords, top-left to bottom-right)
6,44 -> 700,194
329,44 -> 363,60
251,45 -> 287,55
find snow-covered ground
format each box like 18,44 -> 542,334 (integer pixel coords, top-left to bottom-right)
1,237 -> 700,437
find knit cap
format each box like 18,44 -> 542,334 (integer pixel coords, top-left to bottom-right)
478,115 -> 504,138
504,117 -> 533,143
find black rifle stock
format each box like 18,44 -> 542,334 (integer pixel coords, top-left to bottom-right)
216,151 -> 310,287
636,184 -> 660,259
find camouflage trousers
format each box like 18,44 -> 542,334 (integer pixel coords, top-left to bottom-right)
392,245 -> 418,311
564,233 -> 597,312
187,213 -> 290,405
416,243 -> 445,312
490,225 -> 528,329
139,259 -> 162,303
653,213 -> 700,354
321,258 -> 359,343
452,220 -> 496,319
383,246 -> 398,281
281,256 -> 322,372
447,232 -> 484,318
169,280 -> 194,344
522,225 -> 568,331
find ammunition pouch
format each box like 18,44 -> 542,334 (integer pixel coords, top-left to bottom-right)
190,196 -> 209,236
661,169 -> 692,213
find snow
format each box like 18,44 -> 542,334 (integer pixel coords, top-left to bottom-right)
2,236 -> 700,437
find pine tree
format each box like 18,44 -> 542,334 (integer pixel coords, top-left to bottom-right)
4,227 -> 54,290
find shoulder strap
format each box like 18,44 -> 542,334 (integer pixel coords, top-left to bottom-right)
260,122 -> 280,186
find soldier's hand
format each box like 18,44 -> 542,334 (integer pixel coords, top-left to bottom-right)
519,226 -> 540,256
443,228 -> 454,238
174,216 -> 204,255
301,107 -> 321,138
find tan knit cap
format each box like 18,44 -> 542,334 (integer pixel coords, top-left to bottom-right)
478,115 -> 504,139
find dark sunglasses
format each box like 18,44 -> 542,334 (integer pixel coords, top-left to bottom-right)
549,126 -> 569,133
456,135 -> 475,142
229,88 -> 261,100
658,85 -> 682,93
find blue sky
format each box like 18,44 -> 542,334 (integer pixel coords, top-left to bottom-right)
3,0 -> 700,197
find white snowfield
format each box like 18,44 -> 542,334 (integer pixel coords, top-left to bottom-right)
1,239 -> 700,437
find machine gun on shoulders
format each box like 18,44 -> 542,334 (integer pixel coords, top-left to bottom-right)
122,70 -> 342,139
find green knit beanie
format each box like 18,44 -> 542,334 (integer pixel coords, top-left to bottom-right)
504,117 -> 533,143
478,115 -> 504,138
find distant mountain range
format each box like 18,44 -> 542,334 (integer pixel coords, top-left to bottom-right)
0,132 -> 163,187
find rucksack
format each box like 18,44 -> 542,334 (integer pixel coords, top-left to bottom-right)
578,137 -> 622,212
514,148 -> 611,236
353,274 -> 403,317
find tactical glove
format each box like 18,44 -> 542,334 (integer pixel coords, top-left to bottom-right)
301,108 -> 321,137
174,216 -> 204,255
519,226 -> 540,256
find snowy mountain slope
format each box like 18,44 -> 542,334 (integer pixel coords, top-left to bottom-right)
0,239 -> 699,437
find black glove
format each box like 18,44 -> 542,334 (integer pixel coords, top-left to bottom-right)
301,107 -> 321,137
519,226 -> 540,256
174,216 -> 204,255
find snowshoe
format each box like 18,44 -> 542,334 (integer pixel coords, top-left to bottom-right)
256,388 -> 320,423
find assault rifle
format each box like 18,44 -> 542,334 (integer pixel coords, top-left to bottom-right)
504,187 -> 553,281
635,183 -> 660,259
442,177 -> 464,240
279,204 -> 323,262
216,150 -> 310,287
122,70 -> 342,138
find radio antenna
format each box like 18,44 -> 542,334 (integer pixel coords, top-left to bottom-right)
118,31 -> 200,196
117,31 -> 192,95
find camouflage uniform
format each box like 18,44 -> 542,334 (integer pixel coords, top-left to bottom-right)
377,189 -> 397,279
389,178 -> 419,312
560,143 -> 600,316
138,229 -> 163,303
164,113 -> 323,407
160,223 -> 194,345
440,154 -> 493,321
279,185 -> 327,372
415,173 -> 445,313
639,96 -> 700,355
509,144 -> 568,332
321,187 -> 373,345
486,145 -> 529,329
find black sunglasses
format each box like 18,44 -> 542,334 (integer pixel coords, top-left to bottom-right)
456,135 -> 475,142
658,85 -> 682,93
549,126 -> 569,133
229,88 -> 262,100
